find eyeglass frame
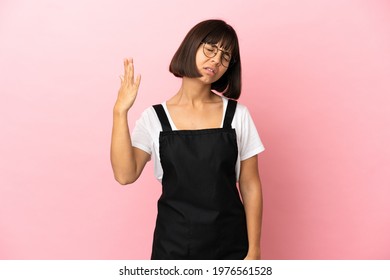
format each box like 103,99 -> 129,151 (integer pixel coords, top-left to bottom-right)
201,42 -> 235,68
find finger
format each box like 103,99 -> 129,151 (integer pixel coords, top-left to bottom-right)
123,58 -> 128,74
128,58 -> 134,85
123,58 -> 130,84
134,74 -> 141,90
122,59 -> 128,85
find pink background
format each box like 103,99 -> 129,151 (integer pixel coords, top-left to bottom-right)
1,0 -> 389,259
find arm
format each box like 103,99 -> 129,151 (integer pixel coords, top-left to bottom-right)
110,58 -> 150,185
238,155 -> 263,260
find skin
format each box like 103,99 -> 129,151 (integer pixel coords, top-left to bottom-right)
110,43 -> 263,259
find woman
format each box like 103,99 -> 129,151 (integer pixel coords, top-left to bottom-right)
111,19 -> 264,260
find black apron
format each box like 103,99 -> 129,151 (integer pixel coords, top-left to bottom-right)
151,99 -> 248,260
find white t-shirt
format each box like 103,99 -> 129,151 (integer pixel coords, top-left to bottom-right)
131,96 -> 265,182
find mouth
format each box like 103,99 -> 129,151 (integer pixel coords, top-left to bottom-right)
204,67 -> 216,75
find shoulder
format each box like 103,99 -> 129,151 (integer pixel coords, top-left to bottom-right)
133,105 -> 163,133
137,105 -> 159,123
141,105 -> 158,116
223,97 -> 250,122
235,102 -> 249,116
229,99 -> 257,133
221,96 -> 249,113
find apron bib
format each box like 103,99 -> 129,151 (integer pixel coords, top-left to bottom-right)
151,99 -> 248,259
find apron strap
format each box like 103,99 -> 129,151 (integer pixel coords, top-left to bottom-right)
153,104 -> 172,131
223,99 -> 237,129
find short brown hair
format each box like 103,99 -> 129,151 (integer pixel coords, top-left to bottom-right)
169,19 -> 242,99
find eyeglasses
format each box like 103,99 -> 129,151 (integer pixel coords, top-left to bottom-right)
201,42 -> 234,68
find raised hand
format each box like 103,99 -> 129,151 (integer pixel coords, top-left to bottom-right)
115,58 -> 141,113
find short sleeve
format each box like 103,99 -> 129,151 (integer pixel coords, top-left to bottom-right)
131,110 -> 153,156
236,105 -> 265,161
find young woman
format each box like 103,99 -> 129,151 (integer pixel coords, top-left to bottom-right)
111,19 -> 264,260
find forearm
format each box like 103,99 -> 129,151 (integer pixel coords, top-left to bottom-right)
110,108 -> 138,184
111,58 -> 146,185
241,181 -> 263,259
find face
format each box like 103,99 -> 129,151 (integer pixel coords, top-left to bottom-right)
195,42 -> 232,84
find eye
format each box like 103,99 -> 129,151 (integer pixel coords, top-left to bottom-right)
205,44 -> 216,52
222,52 -> 232,62
202,43 -> 218,58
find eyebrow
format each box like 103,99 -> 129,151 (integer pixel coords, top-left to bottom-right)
206,43 -> 232,55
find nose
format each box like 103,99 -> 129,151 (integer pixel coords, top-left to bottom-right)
211,51 -> 223,66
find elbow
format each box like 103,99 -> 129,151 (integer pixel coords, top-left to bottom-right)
114,173 -> 137,185
115,178 -> 132,185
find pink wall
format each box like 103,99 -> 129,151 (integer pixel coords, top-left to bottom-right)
1,0 -> 389,259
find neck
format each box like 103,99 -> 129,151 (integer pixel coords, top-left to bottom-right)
175,77 -> 214,104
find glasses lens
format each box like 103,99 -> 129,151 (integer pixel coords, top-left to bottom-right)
221,54 -> 232,67
202,43 -> 233,67
203,43 -> 216,58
